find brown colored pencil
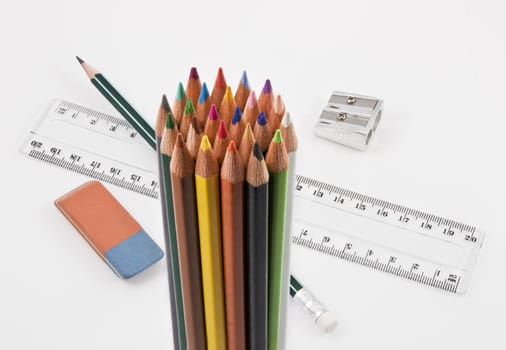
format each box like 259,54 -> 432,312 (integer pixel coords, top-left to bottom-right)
180,98 -> 196,140
239,123 -> 256,167
185,67 -> 202,108
211,67 -> 227,107
173,82 -> 186,126
229,106 -> 245,146
253,112 -> 273,153
213,120 -> 231,164
204,104 -> 220,145
220,141 -> 246,350
243,90 -> 260,127
258,79 -> 274,115
170,134 -> 207,350
196,82 -> 211,130
234,70 -> 251,111
219,86 -> 237,126
186,116 -> 203,160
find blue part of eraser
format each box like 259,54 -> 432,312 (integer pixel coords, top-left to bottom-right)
104,229 -> 164,279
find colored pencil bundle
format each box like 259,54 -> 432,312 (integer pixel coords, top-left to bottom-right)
157,68 -> 295,350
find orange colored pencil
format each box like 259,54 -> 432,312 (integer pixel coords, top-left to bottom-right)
211,67 -> 227,107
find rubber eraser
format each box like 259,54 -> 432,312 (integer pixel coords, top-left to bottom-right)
316,312 -> 338,333
55,181 -> 164,279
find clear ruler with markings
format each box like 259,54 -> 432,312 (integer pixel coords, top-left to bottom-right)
21,99 -> 484,294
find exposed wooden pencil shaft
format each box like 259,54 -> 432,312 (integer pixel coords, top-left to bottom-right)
171,135 -> 206,350
195,137 -> 227,350
186,116 -> 203,160
185,67 -> 202,108
220,144 -> 246,350
213,121 -> 231,165
245,143 -> 269,350
239,123 -> 256,168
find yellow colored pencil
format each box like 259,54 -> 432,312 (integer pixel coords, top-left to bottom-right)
195,135 -> 227,350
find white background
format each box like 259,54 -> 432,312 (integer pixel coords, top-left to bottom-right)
1,0 -> 505,349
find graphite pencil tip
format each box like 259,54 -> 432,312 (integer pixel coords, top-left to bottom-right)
232,106 -> 242,125
215,67 -> 227,88
240,70 -> 250,89
166,112 -> 176,129
252,142 -> 263,160
208,104 -> 219,120
199,82 -> 210,103
200,135 -> 212,151
217,120 -> 228,138
262,79 -> 272,94
176,82 -> 186,101
184,98 -> 195,114
189,67 -> 200,80
161,94 -> 171,112
257,112 -> 268,126
76,56 -> 84,64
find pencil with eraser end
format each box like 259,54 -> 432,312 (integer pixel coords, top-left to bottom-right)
290,275 -> 338,333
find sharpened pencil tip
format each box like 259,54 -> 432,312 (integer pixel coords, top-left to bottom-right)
273,129 -> 283,143
166,112 -> 176,129
217,120 -> 228,138
257,112 -> 268,126
199,82 -> 209,103
282,111 -> 292,127
252,142 -> 263,160
227,140 -> 238,152
76,56 -> 84,64
176,82 -> 186,101
184,98 -> 195,114
232,106 -> 242,125
175,133 -> 185,148
223,86 -> 234,102
209,104 -> 219,120
240,70 -> 250,89
262,79 -> 272,94
215,67 -> 227,88
191,115 -> 201,133
161,94 -> 171,112
246,91 -> 257,108
200,135 -> 212,151
189,67 -> 199,80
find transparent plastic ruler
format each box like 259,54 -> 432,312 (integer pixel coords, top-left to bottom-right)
21,98 -> 160,198
292,175 -> 484,294
21,99 -> 484,293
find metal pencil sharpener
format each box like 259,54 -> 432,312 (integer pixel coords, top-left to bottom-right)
313,92 -> 383,151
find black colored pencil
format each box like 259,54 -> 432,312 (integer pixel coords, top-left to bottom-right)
76,56 -> 156,149
245,142 -> 269,350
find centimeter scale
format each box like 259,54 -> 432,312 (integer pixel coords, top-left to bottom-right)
21,99 -> 485,294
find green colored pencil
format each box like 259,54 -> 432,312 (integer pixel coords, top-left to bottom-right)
160,113 -> 187,350
279,113 -> 298,350
265,129 -> 289,350
76,56 -> 156,149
